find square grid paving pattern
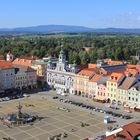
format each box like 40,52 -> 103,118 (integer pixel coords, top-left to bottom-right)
0,98 -> 109,140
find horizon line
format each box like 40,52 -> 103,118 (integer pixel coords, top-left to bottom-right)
0,24 -> 140,29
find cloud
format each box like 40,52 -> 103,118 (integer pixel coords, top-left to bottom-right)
104,12 -> 140,28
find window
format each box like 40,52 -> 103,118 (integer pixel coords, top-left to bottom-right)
129,97 -> 131,100
136,98 -> 138,102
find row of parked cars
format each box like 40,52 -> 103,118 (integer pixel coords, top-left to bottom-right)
0,93 -> 30,102
52,97 -> 132,120
0,97 -> 10,102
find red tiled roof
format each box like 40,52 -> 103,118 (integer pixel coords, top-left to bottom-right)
108,72 -> 124,82
90,74 -> 101,82
12,58 -> 32,67
0,55 -> 5,61
126,64 -> 136,69
88,64 -> 97,68
107,60 -> 123,65
78,68 -> 95,76
125,68 -> 138,76
103,122 -> 140,140
19,56 -> 37,60
0,61 -> 13,69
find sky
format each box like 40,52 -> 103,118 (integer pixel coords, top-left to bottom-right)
0,0 -> 140,28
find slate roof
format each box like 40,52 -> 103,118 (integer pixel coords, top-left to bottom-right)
13,65 -> 36,73
96,75 -> 110,85
101,64 -> 125,72
132,82 -> 140,91
118,77 -> 136,90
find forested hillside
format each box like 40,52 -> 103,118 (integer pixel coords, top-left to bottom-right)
0,33 -> 140,64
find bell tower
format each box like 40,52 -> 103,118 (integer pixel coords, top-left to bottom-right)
56,46 -> 66,71
59,46 -> 66,64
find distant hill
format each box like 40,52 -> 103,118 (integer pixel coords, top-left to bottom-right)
0,25 -> 140,34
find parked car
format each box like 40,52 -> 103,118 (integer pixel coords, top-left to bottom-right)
23,94 -> 30,97
53,96 -> 58,99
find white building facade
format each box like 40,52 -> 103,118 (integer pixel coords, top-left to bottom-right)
47,48 -> 78,94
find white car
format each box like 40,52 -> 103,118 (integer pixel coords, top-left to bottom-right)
57,90 -> 61,95
23,94 -> 30,97
61,93 -> 68,96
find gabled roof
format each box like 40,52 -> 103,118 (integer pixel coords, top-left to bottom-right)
90,74 -> 101,82
13,64 -> 36,73
125,68 -> 138,76
97,75 -> 109,85
108,72 -> 124,82
101,64 -> 125,72
118,77 -> 136,90
132,82 -> 140,91
126,64 -> 136,69
0,61 -> 13,69
107,60 -> 123,65
78,68 -> 95,77
12,58 -> 32,67
88,63 -> 97,68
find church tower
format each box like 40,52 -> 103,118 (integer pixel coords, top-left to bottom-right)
59,47 -> 66,64
56,47 -> 66,71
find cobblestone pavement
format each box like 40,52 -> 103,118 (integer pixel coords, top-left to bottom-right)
0,90 -> 139,140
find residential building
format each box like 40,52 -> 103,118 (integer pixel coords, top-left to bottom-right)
118,77 -> 136,106
0,61 -> 15,90
74,68 -> 95,97
95,75 -> 109,102
31,59 -> 48,85
14,65 -> 37,90
12,57 -> 34,67
128,82 -> 140,107
31,57 -> 58,86
106,73 -> 125,103
88,74 -> 101,99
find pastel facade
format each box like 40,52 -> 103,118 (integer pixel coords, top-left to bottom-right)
95,75 -> 109,101
118,77 -> 136,105
96,84 -> 106,101
31,59 -> 48,85
88,74 -> 101,99
0,61 -> 15,90
106,73 -> 125,103
74,68 -> 95,97
128,82 -> 140,106
14,65 -> 37,89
